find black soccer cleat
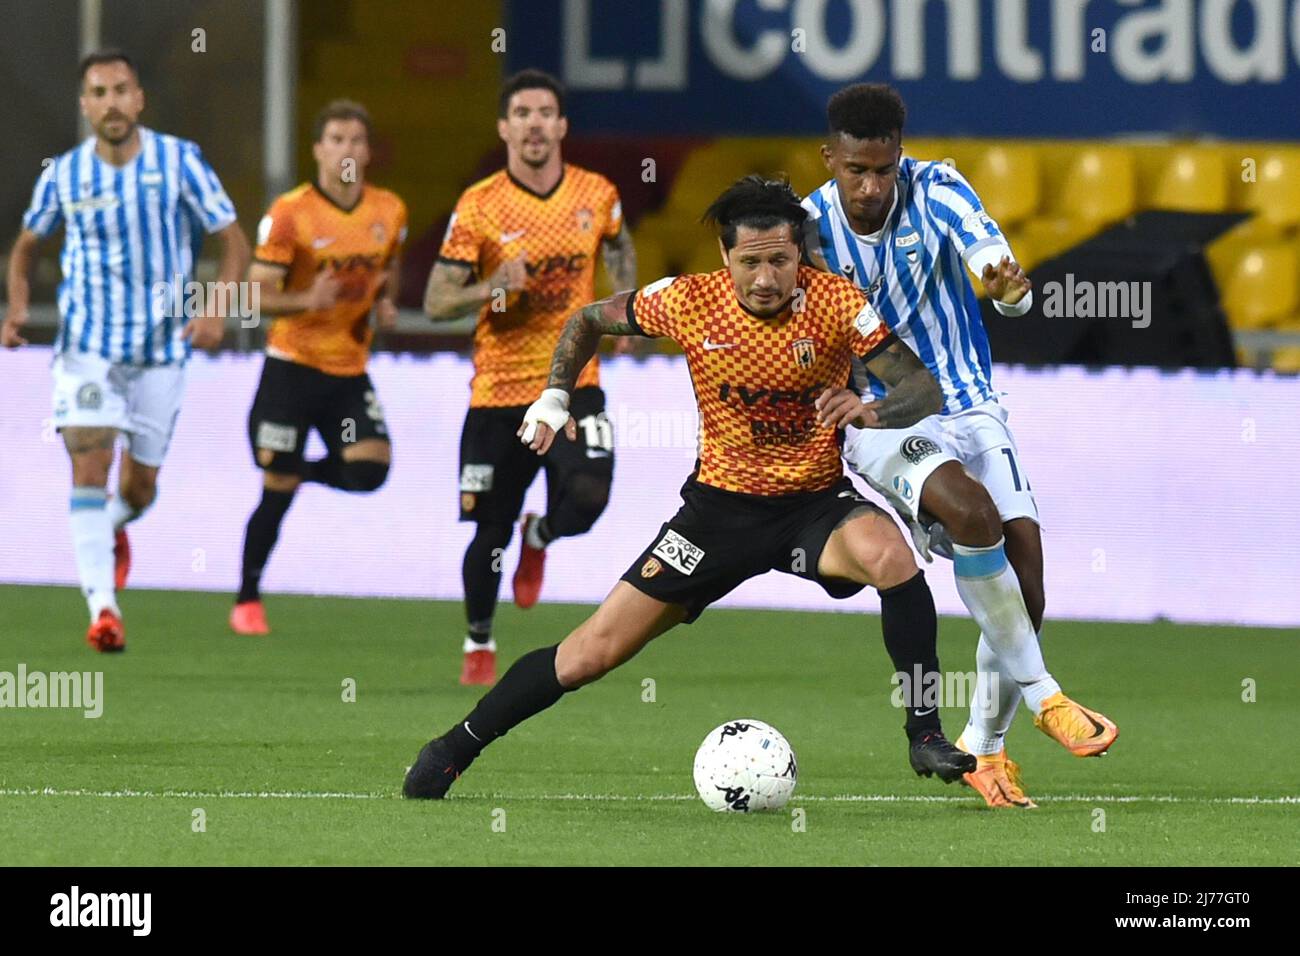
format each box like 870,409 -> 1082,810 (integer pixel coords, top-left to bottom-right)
908,731 -> 977,784
402,738 -> 463,800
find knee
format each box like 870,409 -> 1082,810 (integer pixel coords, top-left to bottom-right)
856,530 -> 918,591
263,471 -> 302,494
555,628 -> 619,688
471,521 -> 514,553
570,473 -> 611,514
122,476 -> 157,511
943,489 -> 1002,547
338,460 -> 389,493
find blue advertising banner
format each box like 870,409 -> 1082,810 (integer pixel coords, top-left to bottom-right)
506,0 -> 1300,138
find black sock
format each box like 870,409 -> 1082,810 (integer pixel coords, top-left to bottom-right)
463,522 -> 512,630
237,489 -> 295,603
878,570 -> 943,740
444,645 -> 569,766
303,457 -> 388,492
542,473 -> 610,540
466,621 -> 493,646
302,456 -> 342,487
535,516 -> 555,547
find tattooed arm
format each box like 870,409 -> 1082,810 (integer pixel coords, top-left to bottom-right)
600,229 -> 638,292
519,291 -> 639,453
815,337 -> 941,431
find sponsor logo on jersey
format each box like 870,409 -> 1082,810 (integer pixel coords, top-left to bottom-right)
961,210 -> 995,234
640,556 -> 662,579
702,337 -> 738,352
255,421 -> 298,453
652,529 -> 704,576
900,435 -> 942,464
841,263 -> 855,279
718,383 -> 825,407
311,236 -> 335,249
865,275 -> 884,297
893,475 -> 914,501
524,252 -> 588,277
500,228 -> 527,244
791,337 -> 816,369
750,416 -> 816,447
75,383 -> 102,411
459,463 -> 494,492
853,301 -> 884,336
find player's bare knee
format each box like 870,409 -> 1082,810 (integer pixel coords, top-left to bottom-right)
70,454 -> 112,488
945,489 -> 1002,546
555,631 -> 616,688
866,534 -> 919,591
122,478 -> 156,512
263,471 -> 301,494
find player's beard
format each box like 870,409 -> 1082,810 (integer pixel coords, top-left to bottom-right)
97,115 -> 137,146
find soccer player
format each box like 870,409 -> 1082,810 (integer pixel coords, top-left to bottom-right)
802,84 -> 1118,807
403,176 -> 977,800
230,100 -> 406,635
2,50 -> 249,651
424,69 -> 636,686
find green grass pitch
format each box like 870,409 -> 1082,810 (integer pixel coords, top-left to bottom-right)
0,584 -> 1296,866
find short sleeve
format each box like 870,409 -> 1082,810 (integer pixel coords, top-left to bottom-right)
847,294 -> 895,361
178,142 -> 238,234
923,163 -> 1006,267
253,197 -> 297,268
438,191 -> 484,274
626,274 -> 691,339
387,198 -> 409,263
22,162 -> 63,238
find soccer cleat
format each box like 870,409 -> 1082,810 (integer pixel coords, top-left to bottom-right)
908,731 -> 977,783
956,739 -> 1037,809
460,648 -> 497,686
403,737 -> 463,800
512,512 -> 546,609
1034,692 -> 1119,757
86,608 -> 125,653
113,528 -> 131,590
229,600 -> 270,636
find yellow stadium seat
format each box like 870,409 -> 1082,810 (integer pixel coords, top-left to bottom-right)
1057,147 -> 1137,225
968,146 -> 1040,230
1241,149 -> 1300,231
1013,217 -> 1098,268
1272,346 -> 1300,373
1150,147 -> 1230,212
1218,244 -> 1299,329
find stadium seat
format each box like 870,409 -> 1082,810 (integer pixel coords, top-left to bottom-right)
1056,146 -> 1137,225
968,145 -> 1040,230
1272,346 -> 1300,373
1217,244 -> 1299,329
1239,149 -> 1300,232
1149,147 -> 1230,212
1012,217 -> 1097,268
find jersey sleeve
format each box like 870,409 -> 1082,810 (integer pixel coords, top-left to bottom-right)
845,288 -> 895,360
438,191 -> 485,275
22,162 -> 62,238
923,164 -> 1009,273
253,197 -> 298,269
387,197 -> 409,265
178,141 -> 238,234
625,274 -> 692,339
601,180 -> 624,240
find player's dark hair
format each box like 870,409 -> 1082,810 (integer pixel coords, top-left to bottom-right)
827,83 -> 906,142
498,69 -> 566,118
701,176 -> 807,251
313,99 -> 373,143
78,49 -> 138,86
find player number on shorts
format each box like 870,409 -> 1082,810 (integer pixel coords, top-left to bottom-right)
578,412 -> 613,451
1000,448 -> 1030,492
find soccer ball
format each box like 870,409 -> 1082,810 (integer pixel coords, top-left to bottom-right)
692,719 -> 797,812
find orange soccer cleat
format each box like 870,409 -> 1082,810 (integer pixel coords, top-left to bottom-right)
113,528 -> 131,590
512,513 -> 546,609
957,737 -> 1037,809
86,608 -> 126,653
229,600 -> 270,636
1034,692 -> 1119,757
460,648 -> 497,686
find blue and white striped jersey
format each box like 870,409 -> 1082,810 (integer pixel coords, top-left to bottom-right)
22,126 -> 238,366
802,157 -> 1009,414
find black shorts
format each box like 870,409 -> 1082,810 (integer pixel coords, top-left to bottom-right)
247,356 -> 389,473
621,477 -> 881,623
459,386 -> 614,523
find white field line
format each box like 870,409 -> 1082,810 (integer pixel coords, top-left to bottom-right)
0,787 -> 1296,805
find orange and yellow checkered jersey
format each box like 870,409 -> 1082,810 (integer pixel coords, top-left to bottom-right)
254,182 -> 408,377
628,267 -> 896,496
439,164 -> 624,408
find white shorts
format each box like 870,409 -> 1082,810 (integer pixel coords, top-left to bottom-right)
52,351 -> 187,468
842,399 -> 1039,526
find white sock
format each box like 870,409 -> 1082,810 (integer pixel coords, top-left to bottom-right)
463,636 -> 498,653
525,515 -> 547,551
107,494 -> 145,531
952,539 -> 1059,714
963,633 -> 1024,755
71,487 -> 118,621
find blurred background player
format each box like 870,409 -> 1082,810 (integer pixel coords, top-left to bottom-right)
424,69 -> 636,685
404,176 -> 975,799
802,84 -> 1118,806
231,99 -> 406,635
2,50 -> 248,652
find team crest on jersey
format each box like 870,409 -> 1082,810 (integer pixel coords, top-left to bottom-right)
896,227 -> 921,265
640,557 -> 662,579
791,337 -> 816,369
575,208 -> 593,232
75,383 -> 102,411
371,222 -> 387,244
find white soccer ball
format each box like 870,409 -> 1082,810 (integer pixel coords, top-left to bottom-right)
693,719 -> 798,812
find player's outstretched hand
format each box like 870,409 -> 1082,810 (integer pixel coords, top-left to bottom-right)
815,387 -> 877,429
980,255 -> 1032,305
181,313 -> 224,351
1,310 -> 29,349
518,387 -> 576,454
